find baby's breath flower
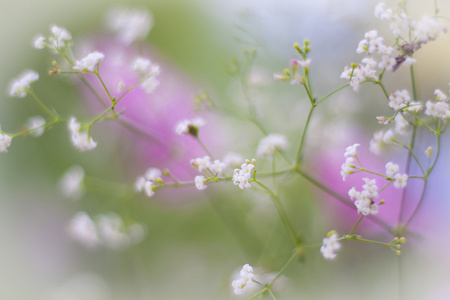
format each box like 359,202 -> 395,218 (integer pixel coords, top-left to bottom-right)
105,7 -> 154,45
49,25 -> 72,51
73,52 -> 105,73
256,134 -> 288,157
341,157 -> 357,181
349,178 -> 379,215
68,117 -> 97,152
59,165 -> 85,200
385,162 -> 399,178
231,264 -> 254,295
68,212 -> 101,249
0,131 -> 12,153
144,168 -> 162,182
25,116 -> 46,137
389,89 -> 411,111
96,213 -> 146,250
344,143 -> 360,157
320,232 -> 341,260
9,70 -> 39,98
434,89 -> 448,102
394,173 -> 408,188
195,175 -> 207,190
175,118 -> 205,136
32,35 -> 46,49
425,146 -> 433,159
191,156 -> 211,172
233,161 -> 255,189
209,160 -> 226,176
222,152 -> 244,169
369,130 -> 384,155
141,76 -> 159,94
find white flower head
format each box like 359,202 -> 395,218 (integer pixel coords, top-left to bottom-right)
32,35 -> 46,49
222,152 -> 244,169
190,156 -> 211,172
105,7 -> 154,45
341,157 -> 357,181
144,168 -> 162,182
394,173 -> 408,188
195,175 -> 207,190
68,117 -> 97,151
59,165 -> 85,200
9,70 -> 39,98
0,128 -> 12,153
385,162 -> 399,178
344,143 -> 360,157
209,160 -> 226,176
48,25 -> 72,51
68,212 -> 101,249
73,52 -> 105,73
233,161 -> 255,189
175,118 -> 205,136
141,76 -> 159,94
256,134 -> 289,157
25,116 -> 46,137
232,264 -> 255,295
320,232 -> 341,260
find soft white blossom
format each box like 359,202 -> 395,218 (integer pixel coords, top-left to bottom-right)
349,178 -> 379,215
191,156 -> 211,172
175,118 -> 205,135
195,175 -> 207,190
144,168 -> 162,182
222,152 -> 244,169
209,160 -> 226,175
25,116 -> 46,137
256,134 -> 288,157
33,35 -> 46,49
344,143 -> 360,157
394,173 -> 408,188
141,76 -> 159,94
105,7 -> 154,45
73,52 -> 105,73
60,165 -> 85,200
68,212 -> 101,249
385,162 -> 399,178
341,157 -> 357,181
68,117 -> 97,151
369,130 -> 384,155
49,25 -> 72,50
320,232 -> 341,260
9,70 -> 39,98
0,131 -> 12,153
232,264 -> 254,295
233,161 -> 255,189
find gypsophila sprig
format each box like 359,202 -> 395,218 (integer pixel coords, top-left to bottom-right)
320,231 -> 341,260
231,264 -> 255,295
233,160 -> 255,189
68,117 -> 97,151
8,70 -> 39,98
73,52 -> 105,73
0,127 -> 12,153
59,165 -> 85,200
176,118 -> 205,137
105,7 -> 154,45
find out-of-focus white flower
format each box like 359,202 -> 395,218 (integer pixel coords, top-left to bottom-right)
320,232 -> 341,260
25,116 -> 46,137
394,173 -> 408,188
68,212 -> 101,249
190,156 -> 211,172
175,118 -> 205,135
0,126 -> 12,153
105,7 -> 154,45
68,117 -> 97,151
385,162 -> 399,178
256,134 -> 288,157
222,152 -> 244,169
195,175 -> 207,190
231,264 -> 254,295
73,52 -> 105,73
8,70 -> 39,98
59,165 -> 85,200
344,143 -> 360,157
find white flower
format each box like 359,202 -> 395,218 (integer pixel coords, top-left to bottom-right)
209,160 -> 226,175
195,175 -> 207,190
175,118 -> 205,135
141,76 -> 159,94
374,2 -> 393,20
369,130 -> 384,155
222,152 -> 244,169
434,89 -> 448,102
68,212 -> 101,249
232,264 -> 254,295
9,70 -> 39,98
105,7 -> 154,45
32,35 -> 46,49
340,157 -> 356,181
394,114 -> 409,136
144,181 -> 155,197
59,165 -> 85,200
25,116 -> 46,137
144,168 -> 162,182
414,16 -> 445,43
73,52 -> 105,73
68,117 -> 97,151
0,131 -> 12,153
382,129 -> 394,144
49,25 -> 72,50
349,178 -> 379,215
132,57 -> 160,77
385,162 -> 399,178
425,100 -> 449,119
233,161 -> 255,189
388,89 -> 411,111
394,173 -> 408,188
320,232 -> 341,260
425,146 -> 433,159
256,134 -> 288,157
344,143 -> 360,157
190,156 -> 211,172
134,176 -> 147,192
97,213 -> 130,250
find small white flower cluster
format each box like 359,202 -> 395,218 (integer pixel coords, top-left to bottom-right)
256,133 -> 289,157
375,2 -> 446,43
385,161 -> 408,188
231,264 -> 254,295
341,144 -> 360,181
132,57 -> 160,94
222,152 -> 244,169
8,70 -> 39,98
135,168 -> 163,197
68,117 -> 97,151
425,89 -> 450,120
105,7 -> 154,45
73,52 -> 105,73
175,117 -> 205,136
68,212 -> 146,250
340,58 -> 378,92
348,178 -> 380,215
33,25 -> 72,53
0,126 -> 12,153
320,232 -> 341,260
25,116 -> 46,137
233,160 -> 255,190
59,165 -> 85,200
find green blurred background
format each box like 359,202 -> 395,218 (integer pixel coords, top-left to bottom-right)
1,0 -> 450,299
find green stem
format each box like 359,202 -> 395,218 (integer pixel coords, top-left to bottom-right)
296,105 -> 315,164
95,71 -> 115,105
269,249 -> 299,286
28,90 -> 59,121
348,215 -> 364,236
196,136 -> 215,160
316,84 -> 349,105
